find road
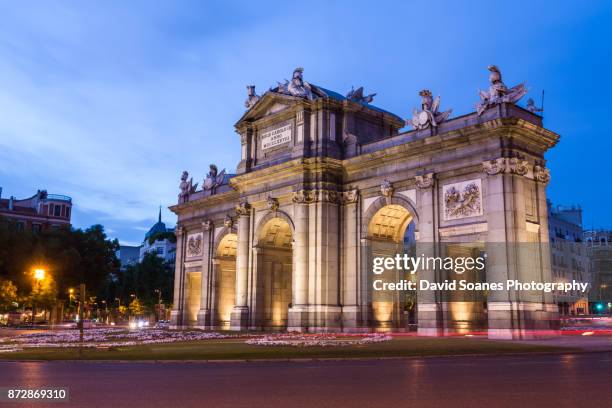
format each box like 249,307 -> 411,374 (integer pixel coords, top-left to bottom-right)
0,352 -> 611,407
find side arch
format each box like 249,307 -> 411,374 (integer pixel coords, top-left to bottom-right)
253,210 -> 295,246
361,195 -> 419,239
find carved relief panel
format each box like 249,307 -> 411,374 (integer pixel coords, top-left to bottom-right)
442,179 -> 484,221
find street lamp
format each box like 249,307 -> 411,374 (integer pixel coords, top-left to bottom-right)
31,268 -> 46,325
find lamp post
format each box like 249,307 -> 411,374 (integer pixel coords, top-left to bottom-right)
32,268 -> 46,325
154,289 -> 162,322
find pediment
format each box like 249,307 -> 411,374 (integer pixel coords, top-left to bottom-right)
235,92 -> 304,128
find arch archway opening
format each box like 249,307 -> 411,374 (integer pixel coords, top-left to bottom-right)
367,204 -> 417,329
255,217 -> 293,330
213,233 -> 237,329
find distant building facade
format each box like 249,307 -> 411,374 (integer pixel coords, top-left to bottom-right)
117,245 -> 141,270
547,201 -> 590,315
584,229 -> 612,312
139,208 -> 176,264
0,188 -> 72,231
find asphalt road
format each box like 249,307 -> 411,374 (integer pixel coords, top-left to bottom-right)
1,352 -> 611,408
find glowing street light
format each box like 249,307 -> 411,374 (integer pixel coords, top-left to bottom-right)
34,268 -> 46,281
31,267 -> 47,325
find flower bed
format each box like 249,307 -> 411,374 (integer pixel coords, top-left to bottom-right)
245,333 -> 392,347
0,328 -> 230,349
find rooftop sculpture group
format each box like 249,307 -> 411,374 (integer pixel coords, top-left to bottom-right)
178,171 -> 198,204
476,65 -> 527,116
178,164 -> 227,202
242,65 -> 532,131
409,89 -> 452,130
346,86 -> 376,104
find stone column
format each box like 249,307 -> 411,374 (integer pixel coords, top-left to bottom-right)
341,189 -> 361,330
230,202 -> 250,331
170,226 -> 185,328
483,159 -> 515,339
197,220 -> 213,328
414,173 -> 443,336
209,259 -> 220,328
288,192 -> 310,331
308,190 -> 342,331
359,237 -> 372,326
534,166 -> 559,328
483,158 -> 550,339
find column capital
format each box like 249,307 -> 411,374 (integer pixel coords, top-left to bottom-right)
415,172 -> 434,189
292,189 -> 314,204
224,214 -> 234,228
235,201 -> 251,216
202,219 -> 213,231
341,188 -> 359,204
533,165 -> 551,184
482,157 -> 506,175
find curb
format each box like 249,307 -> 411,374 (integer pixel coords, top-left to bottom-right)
2,348 -> 611,364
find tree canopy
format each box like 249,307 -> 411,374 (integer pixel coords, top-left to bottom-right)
0,218 -> 120,299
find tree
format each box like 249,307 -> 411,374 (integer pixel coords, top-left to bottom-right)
0,280 -> 18,312
128,298 -> 145,316
111,253 -> 174,310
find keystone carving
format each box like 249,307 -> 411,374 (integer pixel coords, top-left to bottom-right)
267,196 -> 279,211
380,180 -> 394,197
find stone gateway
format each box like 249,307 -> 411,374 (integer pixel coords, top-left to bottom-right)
169,67 -> 560,339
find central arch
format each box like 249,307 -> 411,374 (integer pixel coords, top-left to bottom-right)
253,215 -> 294,330
366,199 -> 417,329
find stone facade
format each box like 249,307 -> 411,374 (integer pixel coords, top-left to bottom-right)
169,69 -> 560,339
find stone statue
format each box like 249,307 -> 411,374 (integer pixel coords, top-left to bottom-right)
179,171 -> 197,203
409,90 -> 452,130
276,67 -> 313,99
244,85 -> 260,109
476,65 -> 527,115
526,98 -> 543,114
346,86 -> 376,103
203,164 -> 226,193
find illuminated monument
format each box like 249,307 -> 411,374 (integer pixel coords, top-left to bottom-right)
169,66 -> 559,339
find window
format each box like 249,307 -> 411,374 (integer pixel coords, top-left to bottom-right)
54,205 -> 61,216
16,222 -> 25,231
156,247 -> 164,255
65,207 -> 71,219
32,224 -> 41,232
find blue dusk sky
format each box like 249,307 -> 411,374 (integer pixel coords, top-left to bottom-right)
0,1 -> 611,245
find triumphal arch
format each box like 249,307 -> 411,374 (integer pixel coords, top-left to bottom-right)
170,66 -> 559,339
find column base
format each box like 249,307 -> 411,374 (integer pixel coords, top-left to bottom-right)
287,305 -> 309,332
341,305 -> 365,332
417,302 -> 443,336
487,301 -> 560,339
169,309 -> 183,329
196,309 -> 212,329
230,306 -> 249,331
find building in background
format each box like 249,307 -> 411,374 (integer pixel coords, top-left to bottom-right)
139,208 -> 176,264
117,245 -> 141,271
548,201 -> 590,315
584,229 -> 612,313
0,187 -> 72,231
